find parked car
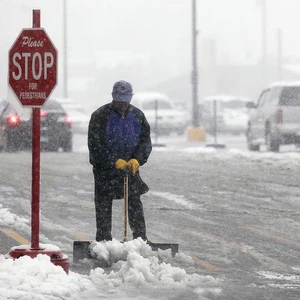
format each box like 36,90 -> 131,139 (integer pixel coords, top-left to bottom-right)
0,99 -> 73,152
246,81 -> 300,152
51,98 -> 90,134
131,92 -> 188,135
202,95 -> 251,135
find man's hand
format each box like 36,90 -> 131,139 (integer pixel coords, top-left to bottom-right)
115,159 -> 128,170
127,159 -> 140,175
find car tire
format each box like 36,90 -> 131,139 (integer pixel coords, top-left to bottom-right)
265,130 -> 280,152
49,145 -> 59,152
246,127 -> 260,151
62,138 -> 72,152
45,142 -> 59,152
3,132 -> 17,152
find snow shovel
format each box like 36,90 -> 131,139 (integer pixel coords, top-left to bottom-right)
123,170 -> 129,242
73,170 -> 179,263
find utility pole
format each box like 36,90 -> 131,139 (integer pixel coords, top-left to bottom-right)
277,28 -> 283,81
188,0 -> 205,142
191,0 -> 199,127
261,0 -> 268,86
63,0 -> 68,98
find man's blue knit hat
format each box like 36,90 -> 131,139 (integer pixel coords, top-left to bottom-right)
112,80 -> 133,102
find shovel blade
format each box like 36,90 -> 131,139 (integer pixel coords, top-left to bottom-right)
148,242 -> 179,257
73,240 -> 179,263
73,241 -> 93,263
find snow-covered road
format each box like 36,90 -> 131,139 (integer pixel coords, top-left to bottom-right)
0,133 -> 300,299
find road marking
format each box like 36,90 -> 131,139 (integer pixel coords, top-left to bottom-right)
184,227 -> 249,254
243,227 -> 300,249
68,231 -> 91,241
192,256 -> 221,271
1,228 -> 30,245
185,226 -> 294,270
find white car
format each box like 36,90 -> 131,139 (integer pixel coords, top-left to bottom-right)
247,81 -> 300,152
131,92 -> 188,135
50,98 -> 90,134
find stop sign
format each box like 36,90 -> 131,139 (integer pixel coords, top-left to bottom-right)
8,28 -> 57,107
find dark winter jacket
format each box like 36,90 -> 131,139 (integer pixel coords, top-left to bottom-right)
88,102 -> 152,198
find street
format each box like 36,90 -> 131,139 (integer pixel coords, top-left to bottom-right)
1,133 -> 300,299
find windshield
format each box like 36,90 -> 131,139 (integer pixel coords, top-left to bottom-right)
203,99 -> 247,114
279,86 -> 300,106
44,100 -> 64,111
219,100 -> 247,110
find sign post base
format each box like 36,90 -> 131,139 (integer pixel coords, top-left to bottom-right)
7,245 -> 69,274
187,126 -> 206,141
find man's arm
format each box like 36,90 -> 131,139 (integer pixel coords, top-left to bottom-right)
88,108 -> 116,170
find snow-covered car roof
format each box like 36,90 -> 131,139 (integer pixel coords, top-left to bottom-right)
267,81 -> 300,88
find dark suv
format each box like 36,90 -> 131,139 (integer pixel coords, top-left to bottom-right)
0,99 -> 73,152
247,82 -> 300,152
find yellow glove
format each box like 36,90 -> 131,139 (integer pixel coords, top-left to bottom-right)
127,159 -> 140,175
115,159 -> 128,170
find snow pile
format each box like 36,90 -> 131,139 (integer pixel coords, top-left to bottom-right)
180,147 -> 217,155
89,238 -> 152,262
89,238 -> 218,289
228,148 -> 300,168
0,239 -> 219,299
258,271 -> 300,289
0,254 -> 97,300
8,243 -> 63,253
179,146 -> 300,169
0,203 -> 29,228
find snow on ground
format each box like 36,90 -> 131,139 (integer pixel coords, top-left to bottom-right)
0,239 -> 219,300
0,203 -> 29,229
154,144 -> 300,170
148,191 -> 196,209
1,144 -> 300,299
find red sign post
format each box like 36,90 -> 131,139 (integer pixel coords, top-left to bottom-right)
7,10 -> 68,274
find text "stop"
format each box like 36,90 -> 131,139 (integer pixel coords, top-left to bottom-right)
12,52 -> 54,80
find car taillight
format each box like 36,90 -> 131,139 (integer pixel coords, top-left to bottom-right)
65,115 -> 72,124
275,109 -> 283,123
7,115 -> 20,126
40,110 -> 48,117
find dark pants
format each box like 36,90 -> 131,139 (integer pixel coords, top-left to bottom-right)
94,190 -> 147,242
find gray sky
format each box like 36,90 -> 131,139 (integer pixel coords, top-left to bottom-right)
1,0 -> 300,105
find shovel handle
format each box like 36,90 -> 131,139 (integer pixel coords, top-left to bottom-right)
124,174 -> 129,241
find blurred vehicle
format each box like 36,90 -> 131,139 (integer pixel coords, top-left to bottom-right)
0,99 -> 72,152
66,107 -> 89,134
246,81 -> 300,152
51,98 -> 90,134
202,95 -> 251,135
131,92 -> 188,135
